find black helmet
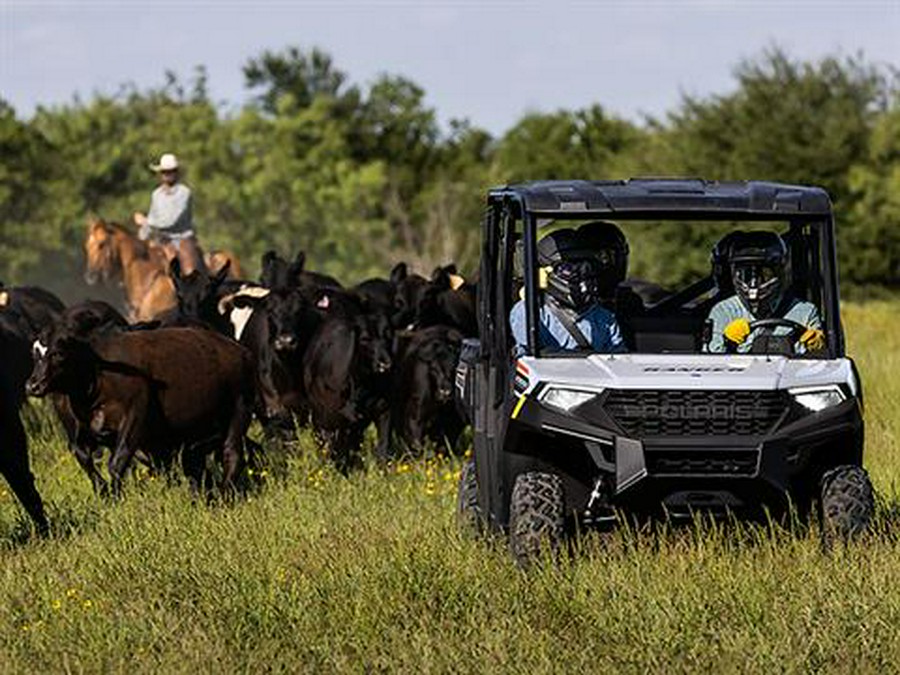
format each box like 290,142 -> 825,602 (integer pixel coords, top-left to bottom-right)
711,230 -> 746,294
576,221 -> 629,295
536,228 -> 582,266
728,231 -> 790,318
537,229 -> 602,311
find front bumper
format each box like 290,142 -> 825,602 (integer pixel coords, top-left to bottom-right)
506,391 -> 863,517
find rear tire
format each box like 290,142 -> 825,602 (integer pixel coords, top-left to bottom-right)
820,465 -> 874,547
456,459 -> 482,534
509,471 -> 564,566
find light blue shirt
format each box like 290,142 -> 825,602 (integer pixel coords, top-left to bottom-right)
706,295 -> 822,353
146,183 -> 194,237
509,298 -> 626,354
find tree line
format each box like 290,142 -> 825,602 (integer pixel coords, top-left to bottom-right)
1,46 -> 898,294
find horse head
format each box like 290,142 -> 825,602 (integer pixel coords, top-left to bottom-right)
84,217 -> 119,285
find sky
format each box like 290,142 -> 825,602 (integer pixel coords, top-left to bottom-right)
2,1 -> 899,136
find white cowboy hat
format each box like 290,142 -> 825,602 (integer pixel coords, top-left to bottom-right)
150,153 -> 179,172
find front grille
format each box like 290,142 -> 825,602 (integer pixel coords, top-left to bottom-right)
645,449 -> 759,476
603,389 -> 788,437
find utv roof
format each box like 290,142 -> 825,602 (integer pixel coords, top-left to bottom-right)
488,178 -> 832,218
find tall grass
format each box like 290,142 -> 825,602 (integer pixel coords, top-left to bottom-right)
0,301 -> 898,673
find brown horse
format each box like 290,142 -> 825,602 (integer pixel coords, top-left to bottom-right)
84,217 -> 177,322
205,249 -> 243,280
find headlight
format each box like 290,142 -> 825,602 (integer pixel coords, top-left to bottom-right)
540,387 -> 601,412
789,385 -> 846,413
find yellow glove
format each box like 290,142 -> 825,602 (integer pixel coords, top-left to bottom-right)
519,267 -> 552,300
799,328 -> 826,352
723,318 -> 751,345
539,266 -> 550,289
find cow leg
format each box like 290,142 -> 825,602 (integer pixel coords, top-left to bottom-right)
180,443 -> 207,499
330,426 -> 365,475
71,434 -> 109,497
55,400 -> 110,497
221,398 -> 251,497
107,419 -> 142,498
0,408 -> 49,536
441,412 -> 466,456
403,413 -> 427,457
373,409 -> 393,464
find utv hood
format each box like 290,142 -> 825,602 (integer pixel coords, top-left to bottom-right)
516,354 -> 857,394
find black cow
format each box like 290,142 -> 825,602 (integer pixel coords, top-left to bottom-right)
354,262 -> 429,330
0,325 -> 49,535
302,294 -> 394,472
260,251 -> 342,292
27,326 -> 256,497
416,265 -> 477,336
0,285 -> 65,340
391,326 -> 465,455
390,263 -> 429,329
353,277 -> 394,315
57,300 -> 129,336
159,258 -> 235,335
233,287 -> 323,434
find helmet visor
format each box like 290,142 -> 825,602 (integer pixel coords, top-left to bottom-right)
551,259 -> 602,309
733,263 -> 779,288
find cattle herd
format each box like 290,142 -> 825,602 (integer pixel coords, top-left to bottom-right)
0,221 -> 477,535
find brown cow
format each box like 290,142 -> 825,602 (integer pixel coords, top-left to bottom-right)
27,326 -> 255,497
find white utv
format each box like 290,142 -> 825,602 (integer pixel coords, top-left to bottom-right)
455,179 -> 874,564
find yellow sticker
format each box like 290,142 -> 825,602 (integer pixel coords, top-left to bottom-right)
511,394 -> 527,419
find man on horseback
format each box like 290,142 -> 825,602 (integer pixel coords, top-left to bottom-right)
133,153 -> 204,274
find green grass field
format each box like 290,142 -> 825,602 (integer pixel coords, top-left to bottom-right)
1,301 -> 899,673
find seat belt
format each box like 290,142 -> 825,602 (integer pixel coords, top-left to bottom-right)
545,296 -> 592,349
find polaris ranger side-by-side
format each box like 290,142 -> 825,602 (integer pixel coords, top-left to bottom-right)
455,179 -> 874,563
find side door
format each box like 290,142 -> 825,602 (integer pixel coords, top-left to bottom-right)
474,201 -> 517,530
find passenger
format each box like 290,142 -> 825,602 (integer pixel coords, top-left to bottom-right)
510,228 -> 626,354
576,220 -> 645,347
576,220 -> 643,315
706,231 -> 824,354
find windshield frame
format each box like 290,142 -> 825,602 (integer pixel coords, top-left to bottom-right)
514,210 -> 843,360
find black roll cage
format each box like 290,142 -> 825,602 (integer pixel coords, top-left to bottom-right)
481,180 -> 845,362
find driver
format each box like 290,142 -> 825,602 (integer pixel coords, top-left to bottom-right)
510,228 -> 626,353
706,231 -> 824,354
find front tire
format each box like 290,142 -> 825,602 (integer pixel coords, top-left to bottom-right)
820,465 -> 874,547
509,471 -> 565,566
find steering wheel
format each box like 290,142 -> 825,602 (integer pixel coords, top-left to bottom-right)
747,317 -> 808,335
723,317 -> 809,354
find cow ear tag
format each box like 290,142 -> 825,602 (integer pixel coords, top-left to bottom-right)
317,295 -> 330,309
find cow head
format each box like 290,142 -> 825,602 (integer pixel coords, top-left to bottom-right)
416,265 -> 477,336
171,258 -> 231,324
260,250 -> 307,290
356,309 -> 394,375
391,264 -> 428,329
26,328 -> 97,398
236,288 -> 317,354
418,329 -> 462,403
